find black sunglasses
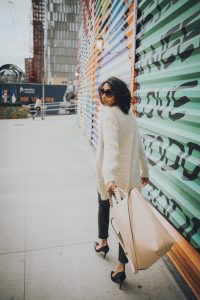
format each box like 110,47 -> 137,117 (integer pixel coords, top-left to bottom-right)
99,88 -> 114,98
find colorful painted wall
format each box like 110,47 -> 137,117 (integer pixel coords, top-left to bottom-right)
77,0 -> 136,144
77,0 -> 200,255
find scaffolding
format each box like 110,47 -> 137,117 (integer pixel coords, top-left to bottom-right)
32,0 -> 44,83
25,58 -> 34,83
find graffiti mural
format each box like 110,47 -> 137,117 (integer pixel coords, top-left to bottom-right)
135,0 -> 200,252
78,0 -> 136,148
78,0 -> 200,252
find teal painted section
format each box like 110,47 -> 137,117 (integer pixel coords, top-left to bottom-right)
135,0 -> 200,251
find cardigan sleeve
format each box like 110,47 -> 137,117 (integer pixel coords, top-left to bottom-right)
102,113 -> 120,184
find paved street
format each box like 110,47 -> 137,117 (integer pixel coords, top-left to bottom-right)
0,116 -> 195,300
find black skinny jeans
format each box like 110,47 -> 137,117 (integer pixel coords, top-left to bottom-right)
98,192 -> 128,264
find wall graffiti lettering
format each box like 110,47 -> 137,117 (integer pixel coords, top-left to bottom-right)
138,0 -> 180,33
147,181 -> 200,252
137,80 -> 198,121
136,8 -> 200,72
142,134 -> 200,181
182,142 -> 200,181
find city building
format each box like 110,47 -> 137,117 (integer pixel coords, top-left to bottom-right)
45,0 -> 82,85
29,0 -> 82,85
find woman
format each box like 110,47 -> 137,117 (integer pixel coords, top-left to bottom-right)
94,77 -> 149,289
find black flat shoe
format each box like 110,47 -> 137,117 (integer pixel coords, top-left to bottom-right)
94,242 -> 109,258
111,271 -> 126,289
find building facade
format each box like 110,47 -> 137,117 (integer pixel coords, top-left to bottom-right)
28,0 -> 82,85
44,0 -> 82,85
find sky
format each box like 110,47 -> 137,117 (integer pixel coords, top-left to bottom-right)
0,0 -> 32,72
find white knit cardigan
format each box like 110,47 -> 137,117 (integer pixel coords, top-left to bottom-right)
95,106 -> 149,200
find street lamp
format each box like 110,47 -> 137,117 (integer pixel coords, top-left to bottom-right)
96,37 -> 104,51
96,37 -> 122,54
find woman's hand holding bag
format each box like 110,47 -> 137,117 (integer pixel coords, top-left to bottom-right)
106,181 -> 116,197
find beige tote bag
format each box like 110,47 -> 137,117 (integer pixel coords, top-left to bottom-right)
110,188 -> 174,273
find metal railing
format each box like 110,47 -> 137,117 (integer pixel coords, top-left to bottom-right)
28,100 -> 77,117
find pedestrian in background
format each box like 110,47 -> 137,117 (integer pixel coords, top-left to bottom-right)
94,77 -> 149,289
32,97 -> 43,120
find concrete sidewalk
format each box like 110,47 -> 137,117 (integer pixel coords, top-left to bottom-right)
0,116 -> 195,300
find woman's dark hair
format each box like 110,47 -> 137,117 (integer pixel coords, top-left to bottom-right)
98,77 -> 131,114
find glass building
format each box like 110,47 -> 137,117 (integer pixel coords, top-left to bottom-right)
44,0 -> 82,85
